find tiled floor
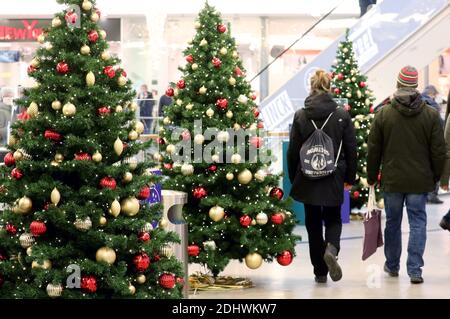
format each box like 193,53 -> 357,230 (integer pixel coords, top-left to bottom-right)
189,195 -> 450,299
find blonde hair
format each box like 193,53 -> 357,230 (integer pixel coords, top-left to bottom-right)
310,69 -> 331,95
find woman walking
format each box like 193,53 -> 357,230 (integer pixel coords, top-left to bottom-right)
287,69 -> 357,283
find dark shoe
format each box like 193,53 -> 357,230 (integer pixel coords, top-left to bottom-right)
410,277 -> 424,284
383,264 -> 399,277
439,218 -> 450,231
323,244 -> 342,282
427,197 -> 443,204
315,276 -> 327,283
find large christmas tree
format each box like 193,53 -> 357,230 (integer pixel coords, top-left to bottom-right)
0,0 -> 183,299
157,3 -> 299,277
330,30 -> 380,209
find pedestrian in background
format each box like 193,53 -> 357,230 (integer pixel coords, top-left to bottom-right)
137,84 -> 155,133
367,66 -> 446,284
439,91 -> 450,232
0,87 -> 14,145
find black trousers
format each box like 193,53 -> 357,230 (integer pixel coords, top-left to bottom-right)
304,204 -> 342,276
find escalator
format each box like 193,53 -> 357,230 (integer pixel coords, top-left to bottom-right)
260,0 -> 450,131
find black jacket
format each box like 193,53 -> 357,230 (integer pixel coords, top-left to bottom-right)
287,93 -> 357,206
367,88 -> 446,193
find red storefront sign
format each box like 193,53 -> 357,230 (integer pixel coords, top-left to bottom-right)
0,20 -> 44,41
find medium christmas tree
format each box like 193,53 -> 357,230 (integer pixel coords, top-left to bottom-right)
158,3 -> 299,277
0,0 -> 183,299
330,30 -> 380,209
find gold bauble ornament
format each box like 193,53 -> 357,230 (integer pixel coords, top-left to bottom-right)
37,34 -> 45,44
129,102 -> 138,112
163,117 -> 171,125
8,135 -> 18,146
233,123 -> 241,131
121,197 -> 140,217
99,30 -> 107,40
86,71 -> 95,86
91,12 -> 100,23
220,47 -> 228,55
62,102 -> 76,117
209,206 -> 225,222
19,233 -> 34,248
136,274 -> 146,284
109,199 -> 121,217
123,172 -> 133,183
30,58 -> 40,68
231,153 -> 241,164
18,196 -> 32,214
194,134 -> 205,145
226,172 -> 234,181
92,151 -> 102,162
226,110 -> 233,118
199,38 -> 208,46
118,76 -> 127,87
185,103 -> 193,110
176,99 -> 183,106
115,105 -> 123,113
159,218 -> 169,229
238,169 -> 253,185
206,108 -> 214,118
51,161 -> 60,167
135,121 -> 145,134
52,17 -> 62,28
251,219 -> 257,226
74,217 -> 92,231
95,247 -> 116,265
153,153 -> 163,162
129,284 -> 136,295
160,244 -> 174,258
191,63 -> 198,70
99,216 -> 107,226
32,259 -> 52,270
46,283 -> 63,298
26,247 -> 33,256
245,252 -> 263,269
124,157 -> 138,170
101,51 -> 110,60
232,51 -> 239,58
80,45 -> 90,55
228,77 -> 236,86
82,0 -> 93,11
51,188 -> 61,206
52,100 -> 62,110
27,102 -> 38,117
128,130 -> 139,141
249,123 -> 257,131
181,164 -> 194,176
166,144 -> 176,154
254,169 -> 267,182
195,21 -> 201,29
256,212 -> 268,225
199,86 -> 207,94
114,137 -> 124,156
54,153 -> 64,162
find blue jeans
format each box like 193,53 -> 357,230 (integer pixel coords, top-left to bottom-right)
384,193 -> 427,278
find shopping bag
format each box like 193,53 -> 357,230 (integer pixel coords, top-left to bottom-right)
362,186 -> 384,261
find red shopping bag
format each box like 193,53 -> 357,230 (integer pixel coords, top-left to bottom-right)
362,186 -> 384,261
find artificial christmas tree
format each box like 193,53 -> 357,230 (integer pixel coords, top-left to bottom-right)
0,0 -> 183,299
331,30 -> 381,209
158,3 -> 299,277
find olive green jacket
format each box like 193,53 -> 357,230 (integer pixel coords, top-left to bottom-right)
440,116 -> 450,186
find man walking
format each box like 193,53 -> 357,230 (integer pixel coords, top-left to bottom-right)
367,66 -> 446,284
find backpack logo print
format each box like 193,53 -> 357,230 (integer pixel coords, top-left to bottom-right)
311,153 -> 326,171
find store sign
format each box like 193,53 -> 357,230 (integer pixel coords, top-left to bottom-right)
0,51 -> 20,63
0,19 -> 121,42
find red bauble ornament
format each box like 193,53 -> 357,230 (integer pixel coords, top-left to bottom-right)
234,67 -> 243,77
337,73 -> 344,80
334,88 -> 341,95
192,186 -> 207,199
133,253 -> 150,272
95,8 -> 101,18
176,80 -> 186,89
257,122 -> 264,129
181,130 -> 191,141
344,104 -> 351,111
80,275 -> 97,293
188,245 -> 200,257
157,137 -> 166,145
240,215 -> 252,227
378,172 -> 382,183
18,110 -> 30,121
369,106 -> 375,113
137,186 -> 150,200
138,232 -> 150,242
98,106 -> 110,115
0,252 -> 7,261
44,129 -> 62,141
159,273 -> 176,289
30,221 -> 47,237
353,191 -> 360,199
88,30 -> 99,43
153,255 -> 161,262
11,168 -> 23,180
269,187 -> 284,200
56,62 -> 69,75
103,66 -> 115,79
207,165 -> 217,172
65,10 -> 78,25
5,224 -> 17,235
4,152 -> 15,167
212,57 -> 222,68
217,24 -> 227,33
99,177 -> 117,190
359,81 -> 366,88
277,250 -> 293,266
271,213 -> 284,225
250,136 -> 263,148
43,202 -> 50,211
163,163 -> 173,170
165,87 -> 174,97
176,277 -> 185,286
186,54 -> 194,64
251,94 -> 257,101
75,152 -> 91,161
253,108 -> 260,118
121,70 -> 127,77
27,65 -> 37,75
216,98 -> 228,110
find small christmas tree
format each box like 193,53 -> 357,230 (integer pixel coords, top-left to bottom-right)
0,0 -> 183,299
330,30 -> 380,209
158,3 -> 299,277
